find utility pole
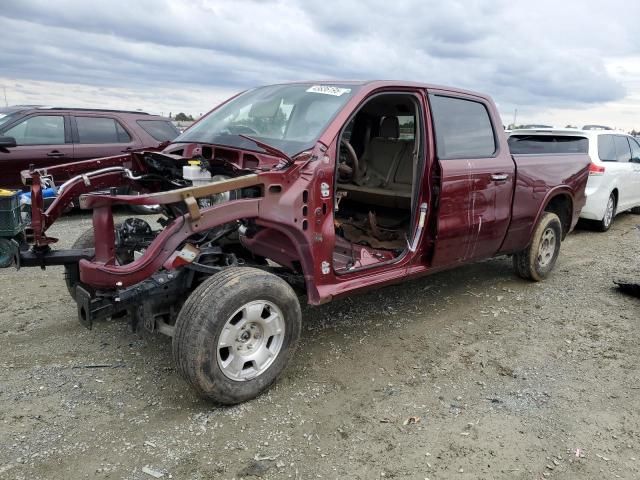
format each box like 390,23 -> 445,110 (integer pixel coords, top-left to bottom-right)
512,108 -> 518,128
2,87 -> 7,107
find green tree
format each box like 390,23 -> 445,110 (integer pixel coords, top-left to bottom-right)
175,112 -> 194,121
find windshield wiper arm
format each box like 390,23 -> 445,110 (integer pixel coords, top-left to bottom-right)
238,134 -> 293,167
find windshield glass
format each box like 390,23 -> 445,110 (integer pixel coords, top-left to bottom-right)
175,83 -> 358,156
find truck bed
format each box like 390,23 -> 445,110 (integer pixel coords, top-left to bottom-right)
499,153 -> 590,254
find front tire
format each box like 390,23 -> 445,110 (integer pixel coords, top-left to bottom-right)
513,212 -> 562,281
172,267 -> 301,404
64,228 -> 97,300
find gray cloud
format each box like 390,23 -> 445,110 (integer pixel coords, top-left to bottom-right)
0,0 -> 637,116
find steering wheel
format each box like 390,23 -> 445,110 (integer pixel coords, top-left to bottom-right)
338,139 -> 360,183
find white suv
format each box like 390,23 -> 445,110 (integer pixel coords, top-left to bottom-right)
509,128 -> 640,231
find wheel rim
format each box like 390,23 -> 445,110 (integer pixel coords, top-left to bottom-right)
603,196 -> 614,228
536,227 -> 556,267
216,300 -> 285,381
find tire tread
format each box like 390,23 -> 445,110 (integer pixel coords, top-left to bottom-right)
513,212 -> 562,282
64,227 -> 97,300
172,267 -> 301,404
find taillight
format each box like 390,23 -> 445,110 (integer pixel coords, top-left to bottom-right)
588,163 -> 605,175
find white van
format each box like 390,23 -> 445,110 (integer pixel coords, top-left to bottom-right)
509,129 -> 640,231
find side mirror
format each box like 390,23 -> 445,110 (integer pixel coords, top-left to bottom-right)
0,136 -> 17,152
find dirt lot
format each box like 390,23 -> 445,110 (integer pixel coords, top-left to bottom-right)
1,210 -> 639,480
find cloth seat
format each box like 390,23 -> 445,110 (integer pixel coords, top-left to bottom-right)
357,116 -> 405,187
339,116 -> 416,208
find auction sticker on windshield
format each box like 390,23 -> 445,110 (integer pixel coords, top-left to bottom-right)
306,85 -> 351,96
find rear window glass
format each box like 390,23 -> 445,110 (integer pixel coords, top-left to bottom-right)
137,120 -> 180,142
598,134 -> 616,161
429,94 -> 496,159
508,135 -> 588,154
397,115 -> 415,140
76,117 -> 131,144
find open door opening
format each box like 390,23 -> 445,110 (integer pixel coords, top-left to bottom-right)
333,93 -> 422,273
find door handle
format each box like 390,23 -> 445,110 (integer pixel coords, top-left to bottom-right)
121,147 -> 133,153
46,151 -> 65,158
491,173 -> 508,181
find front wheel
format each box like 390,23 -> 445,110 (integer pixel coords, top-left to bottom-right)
513,212 -> 562,282
172,267 -> 301,404
64,228 -> 97,300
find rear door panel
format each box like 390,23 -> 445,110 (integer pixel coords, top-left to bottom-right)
427,91 -> 515,268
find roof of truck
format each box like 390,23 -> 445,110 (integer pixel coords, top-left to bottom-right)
274,80 -> 493,100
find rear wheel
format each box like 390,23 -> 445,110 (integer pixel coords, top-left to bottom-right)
173,267 -> 301,404
513,212 -> 562,282
630,206 -> 640,214
597,193 -> 616,232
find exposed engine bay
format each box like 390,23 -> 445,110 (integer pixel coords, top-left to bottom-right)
107,150 -> 266,273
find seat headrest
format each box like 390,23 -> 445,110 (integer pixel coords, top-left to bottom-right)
380,116 -> 399,139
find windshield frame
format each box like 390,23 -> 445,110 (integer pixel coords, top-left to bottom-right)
173,83 -> 360,157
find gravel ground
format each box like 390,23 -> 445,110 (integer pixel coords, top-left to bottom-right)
1,210 -> 639,480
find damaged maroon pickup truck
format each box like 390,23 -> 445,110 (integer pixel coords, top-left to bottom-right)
6,81 -> 589,404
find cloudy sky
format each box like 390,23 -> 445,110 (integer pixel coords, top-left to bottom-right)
2,0 -> 640,129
